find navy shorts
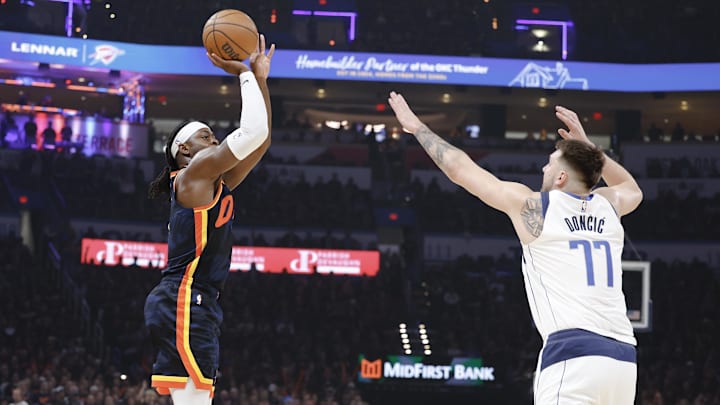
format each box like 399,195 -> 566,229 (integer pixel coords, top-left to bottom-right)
144,278 -> 223,395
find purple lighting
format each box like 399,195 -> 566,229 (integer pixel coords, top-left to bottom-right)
292,10 -> 357,41
515,19 -> 574,60
516,19 -> 574,27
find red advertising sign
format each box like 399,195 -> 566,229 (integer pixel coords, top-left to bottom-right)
82,238 -> 167,268
81,238 -> 380,277
230,246 -> 380,276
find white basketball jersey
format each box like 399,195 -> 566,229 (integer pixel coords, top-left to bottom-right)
521,190 -> 636,346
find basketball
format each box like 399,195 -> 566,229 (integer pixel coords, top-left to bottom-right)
202,9 -> 258,61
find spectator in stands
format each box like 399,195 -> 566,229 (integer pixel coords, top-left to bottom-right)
23,116 -> 37,149
647,122 -> 663,142
9,386 -> 29,405
672,122 -> 686,142
60,124 -> 73,145
41,126 -> 56,149
1,112 -> 18,149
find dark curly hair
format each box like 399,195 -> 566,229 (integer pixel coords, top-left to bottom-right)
556,139 -> 605,189
147,120 -> 194,199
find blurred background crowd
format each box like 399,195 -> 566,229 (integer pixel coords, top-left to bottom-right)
1,134 -> 719,404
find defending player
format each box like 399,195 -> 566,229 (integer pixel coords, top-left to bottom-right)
144,36 -> 274,404
389,91 -> 643,404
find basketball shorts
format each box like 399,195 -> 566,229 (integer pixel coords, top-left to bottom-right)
534,328 -> 637,404
144,278 -> 223,396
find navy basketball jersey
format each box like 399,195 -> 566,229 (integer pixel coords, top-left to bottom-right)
164,171 -> 234,291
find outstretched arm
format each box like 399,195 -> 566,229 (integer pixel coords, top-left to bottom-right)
172,38 -> 273,208
555,105 -> 643,216
215,34 -> 275,190
388,91 -> 533,216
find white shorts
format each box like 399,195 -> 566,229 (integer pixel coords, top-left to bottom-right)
534,329 -> 637,405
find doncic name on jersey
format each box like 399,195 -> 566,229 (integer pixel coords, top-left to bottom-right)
564,214 -> 606,234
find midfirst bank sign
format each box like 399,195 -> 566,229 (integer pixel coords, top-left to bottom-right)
358,355 -> 495,386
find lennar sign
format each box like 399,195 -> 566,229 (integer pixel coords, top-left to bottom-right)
359,355 -> 495,386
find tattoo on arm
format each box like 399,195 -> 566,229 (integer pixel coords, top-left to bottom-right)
414,125 -> 460,168
520,197 -> 544,237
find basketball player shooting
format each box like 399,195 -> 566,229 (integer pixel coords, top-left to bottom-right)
388,91 -> 643,404
144,35 -> 274,405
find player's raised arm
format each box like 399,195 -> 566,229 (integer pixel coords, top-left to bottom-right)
212,34 -> 275,189
555,105 -> 643,216
388,91 -> 534,217
165,50 -> 270,208
178,47 -> 269,184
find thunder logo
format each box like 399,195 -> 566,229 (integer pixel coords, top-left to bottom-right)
89,44 -> 125,66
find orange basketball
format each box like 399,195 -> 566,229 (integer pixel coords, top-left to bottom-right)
202,9 -> 258,61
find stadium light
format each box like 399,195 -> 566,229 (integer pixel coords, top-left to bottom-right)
516,19 -> 574,60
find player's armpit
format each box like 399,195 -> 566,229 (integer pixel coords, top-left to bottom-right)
451,160 -> 534,216
221,136 -> 271,190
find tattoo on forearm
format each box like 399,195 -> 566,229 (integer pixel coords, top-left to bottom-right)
415,125 -> 459,168
520,197 -> 544,237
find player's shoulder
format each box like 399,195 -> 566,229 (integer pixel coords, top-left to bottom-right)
590,187 -> 616,206
170,168 -> 184,178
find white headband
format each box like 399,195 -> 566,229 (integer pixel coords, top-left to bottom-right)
170,121 -> 211,158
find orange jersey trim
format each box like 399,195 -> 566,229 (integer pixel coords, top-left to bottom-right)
170,170 -> 223,212
150,375 -> 215,397
193,181 -> 224,211
174,208 -> 215,392
151,375 -> 188,396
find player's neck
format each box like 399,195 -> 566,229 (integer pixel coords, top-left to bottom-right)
558,183 -> 591,198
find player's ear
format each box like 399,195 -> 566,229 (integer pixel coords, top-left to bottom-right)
556,170 -> 568,186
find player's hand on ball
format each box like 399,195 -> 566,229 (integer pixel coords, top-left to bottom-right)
249,34 -> 275,81
207,52 -> 250,76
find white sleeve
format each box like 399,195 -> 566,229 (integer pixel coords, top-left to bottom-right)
225,71 -> 269,161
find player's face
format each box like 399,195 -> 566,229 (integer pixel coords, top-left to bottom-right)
187,128 -> 219,155
541,150 -> 564,192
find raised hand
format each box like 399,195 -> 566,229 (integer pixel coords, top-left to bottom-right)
249,34 -> 275,81
388,91 -> 423,134
555,105 -> 593,145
